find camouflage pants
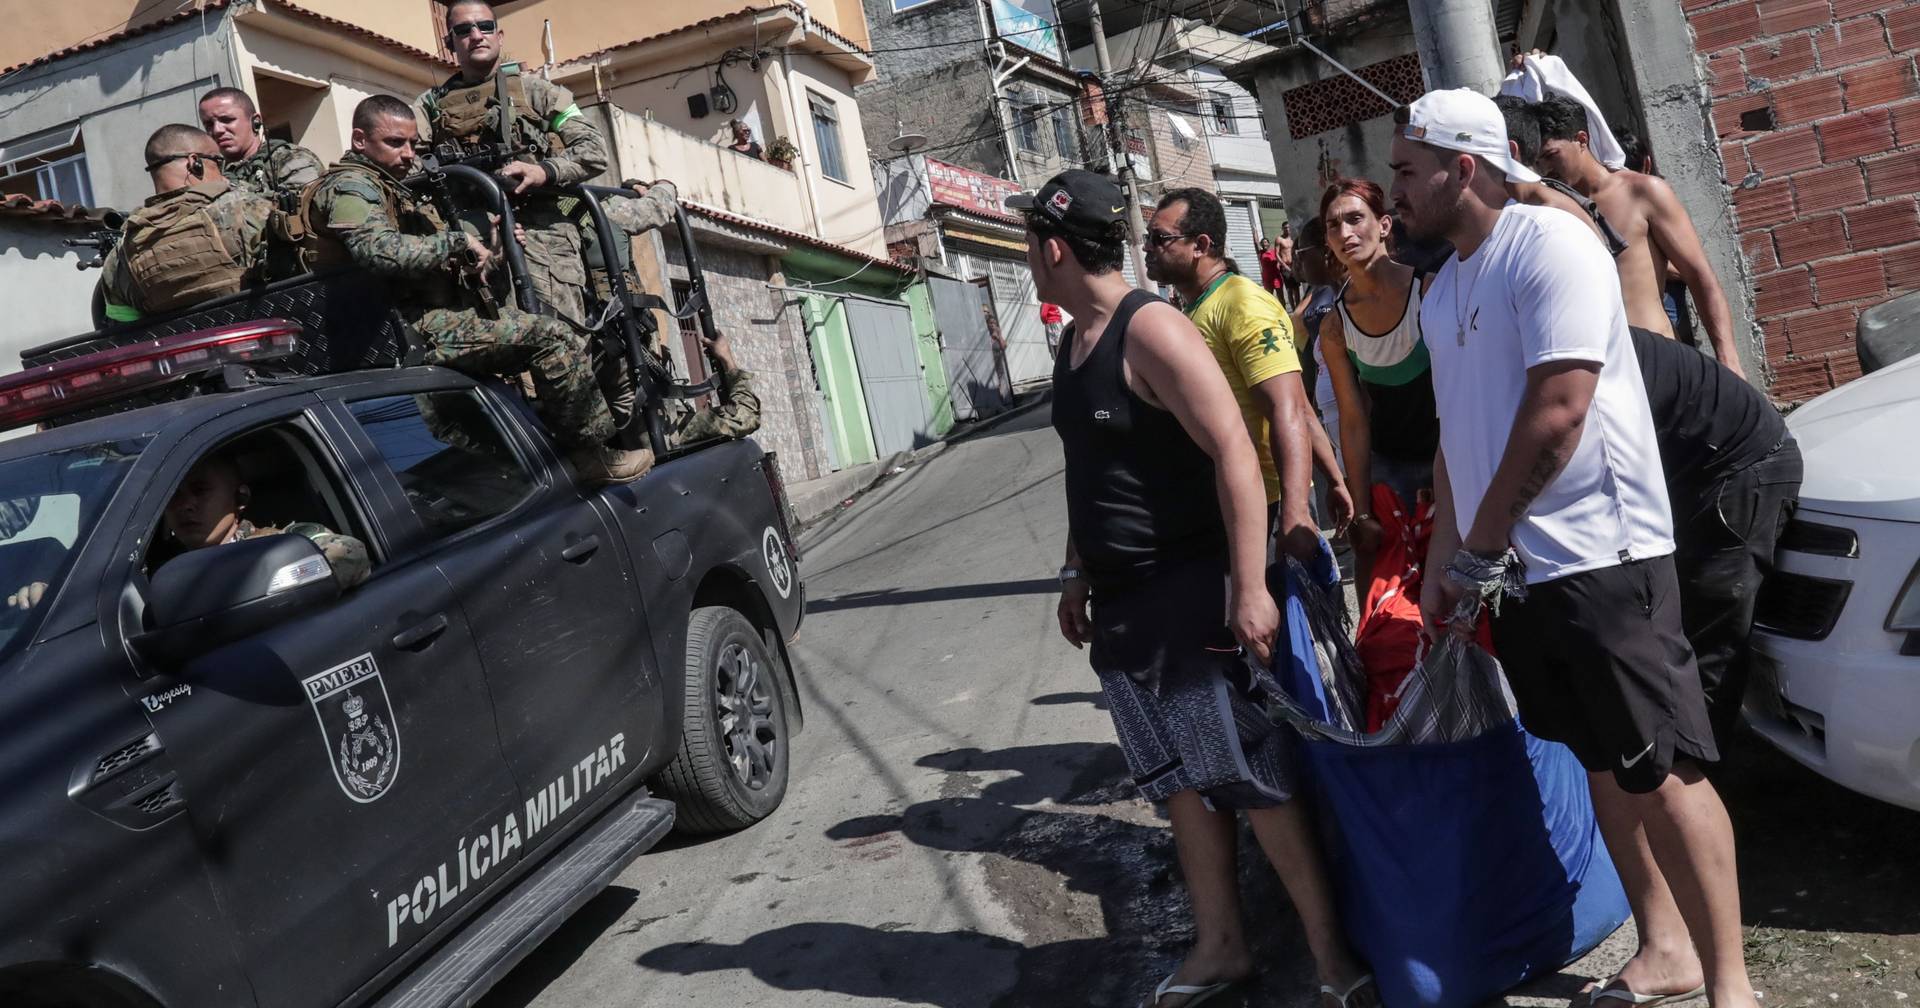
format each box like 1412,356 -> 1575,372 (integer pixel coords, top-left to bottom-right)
414,306 -> 613,448
515,204 -> 589,327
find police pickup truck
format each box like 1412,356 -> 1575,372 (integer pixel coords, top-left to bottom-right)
0,189 -> 805,1007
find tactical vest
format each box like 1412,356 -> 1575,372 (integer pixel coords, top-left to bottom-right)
285,162 -> 458,306
122,181 -> 252,313
425,66 -> 564,159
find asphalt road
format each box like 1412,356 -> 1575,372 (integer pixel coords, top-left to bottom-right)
477,403 -> 1919,1008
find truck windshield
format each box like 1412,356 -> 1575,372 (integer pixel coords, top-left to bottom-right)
0,440 -> 146,660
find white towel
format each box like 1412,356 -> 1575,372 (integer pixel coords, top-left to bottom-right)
1499,54 -> 1628,170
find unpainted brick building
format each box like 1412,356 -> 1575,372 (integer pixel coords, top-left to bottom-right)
1694,0 -> 1920,399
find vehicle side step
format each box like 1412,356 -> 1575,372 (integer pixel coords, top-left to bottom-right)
374,796 -> 676,1008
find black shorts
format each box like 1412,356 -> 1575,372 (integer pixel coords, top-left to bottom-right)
1489,554 -> 1719,793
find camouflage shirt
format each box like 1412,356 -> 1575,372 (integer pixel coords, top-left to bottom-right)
667,363 -> 761,444
99,179 -> 274,322
227,139 -> 325,200
413,67 -> 608,185
602,180 -> 678,236
232,519 -> 370,589
311,152 -> 463,283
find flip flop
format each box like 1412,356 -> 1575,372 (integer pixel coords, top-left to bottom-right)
1590,980 -> 1707,1006
1142,971 -> 1247,1007
1321,973 -> 1378,1007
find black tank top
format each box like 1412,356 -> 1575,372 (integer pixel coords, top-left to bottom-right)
1053,290 -> 1225,586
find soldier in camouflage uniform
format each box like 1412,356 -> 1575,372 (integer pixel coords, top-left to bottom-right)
588,179 -> 761,452
666,329 -> 762,446
582,177 -> 678,305
99,124 -> 275,323
306,95 -> 649,484
157,451 -> 369,589
198,87 -> 324,201
414,1 -> 606,328
5,450 -> 371,613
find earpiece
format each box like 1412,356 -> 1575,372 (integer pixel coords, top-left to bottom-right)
251,116 -> 263,133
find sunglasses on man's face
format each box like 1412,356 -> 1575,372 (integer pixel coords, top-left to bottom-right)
145,151 -> 225,173
1143,231 -> 1199,249
449,19 -> 498,38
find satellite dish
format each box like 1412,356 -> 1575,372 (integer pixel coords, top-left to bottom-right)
887,121 -> 927,153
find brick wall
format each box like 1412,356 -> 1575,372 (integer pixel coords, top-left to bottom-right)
666,242 -> 834,481
1689,0 -> 1920,400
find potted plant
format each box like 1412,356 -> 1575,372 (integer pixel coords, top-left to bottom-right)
766,136 -> 799,170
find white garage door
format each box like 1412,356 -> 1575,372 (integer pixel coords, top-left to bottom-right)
987,258 -> 1053,387
1224,199 -> 1261,281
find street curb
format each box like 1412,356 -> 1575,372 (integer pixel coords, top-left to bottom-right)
791,389 -> 1050,543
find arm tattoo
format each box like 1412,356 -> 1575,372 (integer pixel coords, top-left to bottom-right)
1509,445 -> 1565,520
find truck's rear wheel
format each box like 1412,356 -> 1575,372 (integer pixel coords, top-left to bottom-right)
653,606 -> 791,833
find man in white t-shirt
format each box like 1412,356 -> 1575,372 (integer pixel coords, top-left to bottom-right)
1390,88 -> 1757,1008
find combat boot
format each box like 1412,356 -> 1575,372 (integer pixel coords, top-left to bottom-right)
570,444 -> 655,485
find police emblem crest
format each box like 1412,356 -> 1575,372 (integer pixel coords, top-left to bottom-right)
302,654 -> 401,802
761,526 -> 794,599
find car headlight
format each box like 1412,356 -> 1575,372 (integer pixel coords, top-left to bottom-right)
1890,559 -> 1920,632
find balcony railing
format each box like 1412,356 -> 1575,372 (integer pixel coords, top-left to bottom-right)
602,110 -> 811,235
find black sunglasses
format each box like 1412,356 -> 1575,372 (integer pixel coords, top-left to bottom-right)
1143,231 -> 1200,249
449,19 -> 498,38
144,151 -> 225,173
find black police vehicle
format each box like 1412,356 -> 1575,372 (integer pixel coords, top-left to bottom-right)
0,186 -> 805,1007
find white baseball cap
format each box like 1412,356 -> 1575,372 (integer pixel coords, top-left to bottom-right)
1399,87 -> 1542,184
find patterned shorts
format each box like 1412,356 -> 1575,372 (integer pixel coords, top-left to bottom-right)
1089,556 -> 1296,810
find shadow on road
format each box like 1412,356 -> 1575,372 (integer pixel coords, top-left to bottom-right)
1031,690 -> 1109,710
812,740 -> 1318,1006
805,578 -> 1059,614
636,922 -> 1041,1007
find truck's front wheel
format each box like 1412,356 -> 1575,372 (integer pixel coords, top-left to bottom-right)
653,606 -> 791,833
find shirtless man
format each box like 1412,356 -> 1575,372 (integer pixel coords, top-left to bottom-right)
1492,96 -> 1617,250
1533,95 -> 1745,378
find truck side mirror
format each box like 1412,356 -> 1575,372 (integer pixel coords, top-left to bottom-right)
134,533 -> 340,668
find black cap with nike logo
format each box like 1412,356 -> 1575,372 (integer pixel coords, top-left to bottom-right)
1006,169 -> 1128,240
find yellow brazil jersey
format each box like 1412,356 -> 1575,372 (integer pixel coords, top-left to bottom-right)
1183,272 -> 1302,504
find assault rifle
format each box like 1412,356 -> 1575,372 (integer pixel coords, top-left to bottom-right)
412,154 -> 501,320
417,140 -> 543,179
63,211 -> 127,271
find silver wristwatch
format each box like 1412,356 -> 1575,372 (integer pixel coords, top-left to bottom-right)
1058,565 -> 1084,583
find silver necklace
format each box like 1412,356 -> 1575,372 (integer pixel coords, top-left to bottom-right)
1450,250 -> 1490,347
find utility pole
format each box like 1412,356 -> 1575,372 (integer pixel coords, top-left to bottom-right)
1088,0 -> 1151,289
1407,0 -> 1506,94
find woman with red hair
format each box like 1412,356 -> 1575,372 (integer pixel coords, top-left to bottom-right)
1315,178 -> 1438,583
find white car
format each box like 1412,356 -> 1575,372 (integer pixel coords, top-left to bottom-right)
1748,350 -> 1920,810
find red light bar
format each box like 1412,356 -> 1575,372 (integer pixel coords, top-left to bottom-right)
0,320 -> 301,430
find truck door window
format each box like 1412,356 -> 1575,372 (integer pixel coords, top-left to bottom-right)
1,439 -> 146,659
348,391 -> 538,538
143,425 -> 373,588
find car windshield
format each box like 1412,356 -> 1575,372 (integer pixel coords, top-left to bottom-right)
0,440 -> 146,660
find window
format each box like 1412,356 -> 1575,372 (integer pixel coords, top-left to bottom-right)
1209,92 -> 1238,136
1013,93 -> 1046,155
0,440 -> 144,660
350,391 -> 538,538
0,137 -> 94,206
1051,107 -> 1079,162
140,424 -> 371,593
808,92 -> 848,183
